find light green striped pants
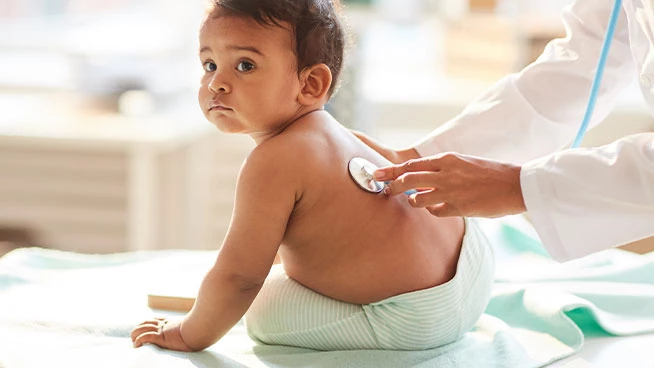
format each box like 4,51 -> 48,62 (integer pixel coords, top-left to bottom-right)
245,218 -> 494,351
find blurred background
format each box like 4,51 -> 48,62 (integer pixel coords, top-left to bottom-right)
0,0 -> 652,255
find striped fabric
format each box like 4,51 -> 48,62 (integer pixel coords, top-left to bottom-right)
245,218 -> 495,351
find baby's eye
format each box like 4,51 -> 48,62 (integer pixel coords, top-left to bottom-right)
203,61 -> 216,73
236,61 -> 255,72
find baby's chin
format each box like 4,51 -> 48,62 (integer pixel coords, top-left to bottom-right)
212,123 -> 242,134
205,116 -> 243,134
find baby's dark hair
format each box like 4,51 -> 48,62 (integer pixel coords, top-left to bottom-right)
208,0 -> 345,97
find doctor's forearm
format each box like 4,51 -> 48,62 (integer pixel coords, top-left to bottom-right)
520,133 -> 654,261
416,0 -> 633,164
414,76 -> 580,163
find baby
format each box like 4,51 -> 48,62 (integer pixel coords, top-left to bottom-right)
131,0 -> 494,352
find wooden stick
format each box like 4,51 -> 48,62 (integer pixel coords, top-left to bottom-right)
147,293 -> 196,312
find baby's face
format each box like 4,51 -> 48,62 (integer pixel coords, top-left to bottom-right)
198,14 -> 303,142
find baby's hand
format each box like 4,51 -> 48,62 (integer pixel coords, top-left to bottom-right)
131,318 -> 193,352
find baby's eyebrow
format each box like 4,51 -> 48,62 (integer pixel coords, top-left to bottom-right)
198,45 -> 264,56
227,45 -> 264,56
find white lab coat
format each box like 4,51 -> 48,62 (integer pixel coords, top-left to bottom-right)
414,0 -> 654,261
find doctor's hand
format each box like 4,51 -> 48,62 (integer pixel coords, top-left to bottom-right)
131,318 -> 193,352
351,129 -> 421,164
374,153 -> 526,218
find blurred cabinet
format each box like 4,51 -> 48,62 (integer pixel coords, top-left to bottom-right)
469,0 -> 497,11
444,13 -> 565,82
0,106 -> 253,253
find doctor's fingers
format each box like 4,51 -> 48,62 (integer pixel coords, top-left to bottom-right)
425,203 -> 463,217
407,188 -> 441,208
410,191 -> 474,217
374,156 -> 447,181
385,171 -> 442,196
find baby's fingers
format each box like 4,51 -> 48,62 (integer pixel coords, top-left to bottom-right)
133,330 -> 165,348
131,318 -> 167,342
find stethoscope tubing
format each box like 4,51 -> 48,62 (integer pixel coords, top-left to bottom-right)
572,0 -> 623,148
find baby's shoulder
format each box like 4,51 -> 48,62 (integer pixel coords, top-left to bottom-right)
243,111 -> 349,181
238,131 -> 316,187
256,125 -> 332,163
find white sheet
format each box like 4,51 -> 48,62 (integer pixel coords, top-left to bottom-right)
1,217 -> 653,368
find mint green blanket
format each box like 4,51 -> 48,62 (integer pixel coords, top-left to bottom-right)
0,217 -> 652,367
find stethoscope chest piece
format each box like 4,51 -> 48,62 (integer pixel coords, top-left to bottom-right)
348,157 -> 384,193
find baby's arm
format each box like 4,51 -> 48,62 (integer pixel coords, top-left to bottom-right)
131,146 -> 297,351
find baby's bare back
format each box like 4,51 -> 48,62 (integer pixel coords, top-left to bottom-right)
276,113 -> 465,305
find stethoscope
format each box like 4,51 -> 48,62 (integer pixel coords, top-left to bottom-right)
349,0 -> 623,194
348,157 -> 417,195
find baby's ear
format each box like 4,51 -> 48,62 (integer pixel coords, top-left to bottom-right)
297,64 -> 332,105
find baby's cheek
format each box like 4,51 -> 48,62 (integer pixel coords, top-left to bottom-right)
197,88 -> 205,107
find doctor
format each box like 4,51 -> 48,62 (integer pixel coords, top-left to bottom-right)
360,0 -> 654,262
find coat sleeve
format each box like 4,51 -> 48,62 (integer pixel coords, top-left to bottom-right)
414,0 -> 635,164
520,133 -> 654,261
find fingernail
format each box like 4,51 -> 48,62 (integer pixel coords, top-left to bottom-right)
373,170 -> 385,180
383,186 -> 390,195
